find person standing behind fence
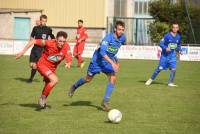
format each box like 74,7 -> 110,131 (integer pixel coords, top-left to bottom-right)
73,19 -> 88,68
27,14 -> 55,83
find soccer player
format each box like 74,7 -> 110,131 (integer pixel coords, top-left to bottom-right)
28,14 -> 55,83
68,21 -> 126,111
16,31 -> 72,108
73,19 -> 88,68
145,23 -> 182,87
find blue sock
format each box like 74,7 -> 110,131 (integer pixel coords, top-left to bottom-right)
151,68 -> 161,80
103,83 -> 114,102
73,78 -> 86,90
169,70 -> 176,83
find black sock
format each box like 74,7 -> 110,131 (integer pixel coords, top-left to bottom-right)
29,69 -> 37,80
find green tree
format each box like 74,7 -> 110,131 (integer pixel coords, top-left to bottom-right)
149,0 -> 200,44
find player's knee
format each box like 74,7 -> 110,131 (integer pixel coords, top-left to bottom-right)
110,76 -> 116,84
32,64 -> 37,69
85,76 -> 92,83
51,77 -> 59,85
171,68 -> 176,71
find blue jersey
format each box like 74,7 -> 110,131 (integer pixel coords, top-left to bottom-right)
91,33 -> 126,65
160,32 -> 181,57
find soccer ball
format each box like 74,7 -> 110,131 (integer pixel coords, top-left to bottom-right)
108,109 -> 122,123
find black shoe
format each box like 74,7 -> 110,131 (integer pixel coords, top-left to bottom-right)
27,79 -> 32,83
68,85 -> 76,98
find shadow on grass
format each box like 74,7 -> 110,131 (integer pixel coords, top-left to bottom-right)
14,77 -> 40,83
19,103 -> 51,111
138,80 -> 166,85
63,101 -> 104,111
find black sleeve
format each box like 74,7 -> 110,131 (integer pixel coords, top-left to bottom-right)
49,28 -> 55,39
30,26 -> 37,38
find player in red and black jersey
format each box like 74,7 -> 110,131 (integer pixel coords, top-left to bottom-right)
16,31 -> 72,108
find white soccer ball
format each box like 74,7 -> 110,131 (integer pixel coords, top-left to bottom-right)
108,109 -> 122,123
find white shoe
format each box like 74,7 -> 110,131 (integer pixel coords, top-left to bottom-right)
168,83 -> 178,87
145,78 -> 153,86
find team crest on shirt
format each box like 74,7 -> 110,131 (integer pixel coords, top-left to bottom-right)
48,52 -> 63,62
42,34 -> 47,39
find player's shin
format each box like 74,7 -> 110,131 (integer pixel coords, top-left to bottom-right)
169,69 -> 176,84
103,82 -> 114,102
73,77 -> 86,90
151,67 -> 161,80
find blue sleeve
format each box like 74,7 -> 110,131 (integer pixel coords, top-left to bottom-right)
176,36 -> 182,52
160,34 -> 168,50
122,34 -> 126,45
99,34 -> 111,57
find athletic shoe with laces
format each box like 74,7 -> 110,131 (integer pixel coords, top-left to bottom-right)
145,78 -> 153,86
101,100 -> 110,112
68,85 -> 76,98
168,83 -> 178,87
38,95 -> 46,108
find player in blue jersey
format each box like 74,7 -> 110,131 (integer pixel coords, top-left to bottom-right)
67,21 -> 126,111
145,23 -> 182,87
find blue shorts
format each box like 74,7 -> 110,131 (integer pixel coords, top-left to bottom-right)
158,56 -> 176,70
87,62 -> 115,77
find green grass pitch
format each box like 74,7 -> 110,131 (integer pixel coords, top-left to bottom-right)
0,55 -> 200,134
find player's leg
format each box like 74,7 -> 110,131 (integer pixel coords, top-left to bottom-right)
27,62 -> 37,83
73,44 -> 78,63
102,73 -> 116,112
145,56 -> 167,85
168,60 -> 177,87
77,42 -> 85,68
68,62 -> 100,97
28,48 -> 42,83
37,63 -> 58,107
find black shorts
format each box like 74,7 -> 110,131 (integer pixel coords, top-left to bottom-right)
29,46 -> 43,63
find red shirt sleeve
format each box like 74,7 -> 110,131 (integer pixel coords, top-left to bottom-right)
82,28 -> 88,39
64,42 -> 72,63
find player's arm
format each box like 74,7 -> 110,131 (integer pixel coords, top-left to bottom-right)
160,36 -> 170,52
49,28 -> 55,39
176,38 -> 182,54
64,43 -> 72,68
30,26 -> 36,40
15,39 -> 45,59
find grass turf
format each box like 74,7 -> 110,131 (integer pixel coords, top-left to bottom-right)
0,55 -> 200,134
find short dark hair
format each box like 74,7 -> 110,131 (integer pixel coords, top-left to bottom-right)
78,19 -> 83,23
115,20 -> 125,28
172,22 -> 179,25
56,31 -> 68,39
40,14 -> 47,20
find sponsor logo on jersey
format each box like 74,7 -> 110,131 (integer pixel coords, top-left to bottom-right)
168,43 -> 177,49
48,52 -> 63,62
107,46 -> 118,54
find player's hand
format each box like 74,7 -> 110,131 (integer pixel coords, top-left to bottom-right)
15,51 -> 24,59
112,63 -> 119,72
166,47 -> 171,53
65,62 -> 71,69
77,39 -> 82,44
